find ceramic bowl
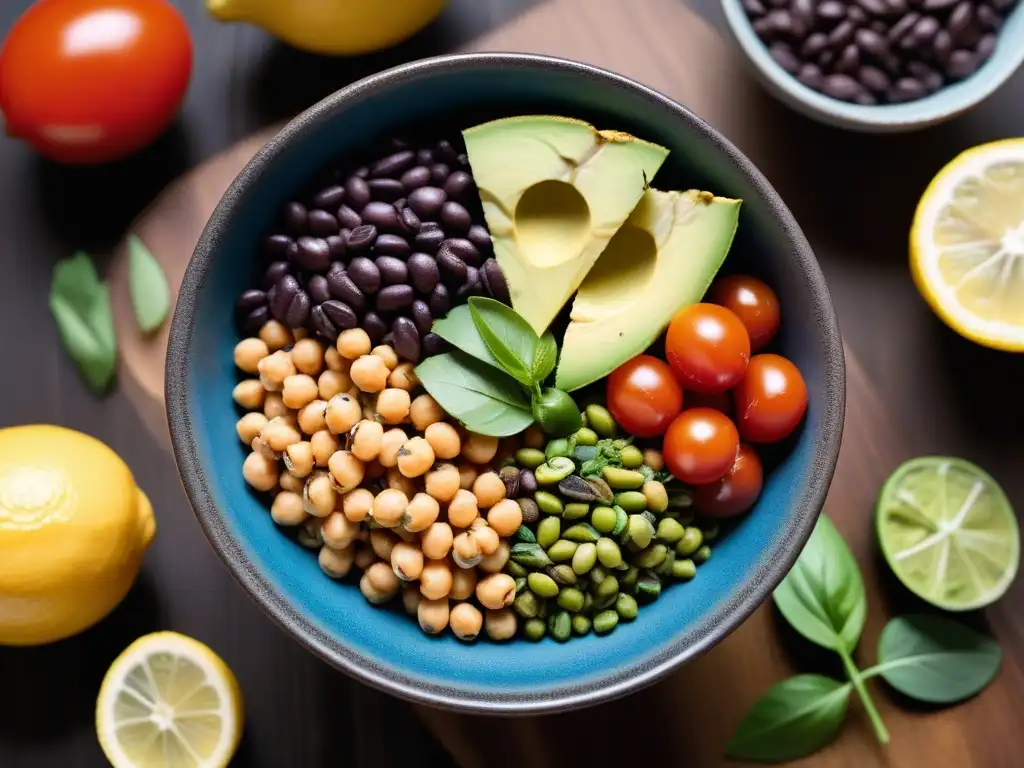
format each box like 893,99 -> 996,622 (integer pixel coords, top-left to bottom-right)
720,0 -> 1024,132
166,53 -> 845,714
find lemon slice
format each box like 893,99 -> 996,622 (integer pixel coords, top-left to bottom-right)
876,457 -> 1020,611
910,138 -> 1024,351
96,632 -> 243,768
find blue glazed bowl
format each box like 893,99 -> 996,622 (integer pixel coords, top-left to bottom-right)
721,0 -> 1024,132
166,53 -> 845,714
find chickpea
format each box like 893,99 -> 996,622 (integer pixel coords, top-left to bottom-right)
450,567 -> 478,601
394,526 -> 416,543
462,433 -> 499,465
324,345 -> 348,373
452,531 -> 483,569
270,490 -> 307,526
476,573 -> 516,610
447,489 -> 479,528
282,374 -> 318,410
310,430 -> 339,467
360,569 -> 398,605
319,544 -> 354,578
364,460 -> 386,479
397,437 -> 435,478
472,472 -> 506,509
487,498 -> 523,537
260,417 -> 301,454
404,493 -> 440,533
291,338 -> 325,376
350,354 -> 390,392
337,328 -> 372,360
317,370 -> 350,401
643,448 -> 665,472
353,544 -> 376,571
321,511 -> 359,550
391,541 -> 424,582
472,524 -> 500,556
293,328 -> 308,340
421,522 -> 454,560
418,597 -> 450,635
259,319 -> 293,351
386,469 -> 418,500
341,488 -> 374,523
402,585 -> 422,616
263,392 -> 289,420
351,420 -> 384,462
485,609 -> 518,642
234,337 -> 269,374
258,350 -> 296,391
425,463 -> 460,502
367,561 -> 400,594
378,428 -> 408,468
371,344 -> 399,370
458,462 -> 478,491
326,449 -> 363,494
370,529 -> 400,561
419,559 -> 453,600
523,425 -> 545,449
242,450 -> 278,491
325,393 -> 362,435
372,488 -> 409,528
376,388 -> 412,425
449,602 -> 483,642
304,472 -> 337,518
233,379 -> 265,410
478,540 -> 510,573
237,412 -> 268,445
297,400 -> 328,435
279,470 -> 304,494
418,424 -> 457,462
409,394 -> 444,431
388,362 -> 418,391
284,441 -> 315,478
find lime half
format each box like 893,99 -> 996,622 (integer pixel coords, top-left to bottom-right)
876,457 -> 1020,611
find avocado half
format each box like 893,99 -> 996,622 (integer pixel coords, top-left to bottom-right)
462,116 -> 669,336
555,189 -> 741,392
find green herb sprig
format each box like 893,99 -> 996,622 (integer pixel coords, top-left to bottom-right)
50,253 -> 118,394
727,514 -> 1003,763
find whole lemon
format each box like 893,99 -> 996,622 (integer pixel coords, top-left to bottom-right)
0,425 -> 155,646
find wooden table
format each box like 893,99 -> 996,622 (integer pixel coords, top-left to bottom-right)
1,1 -> 1022,766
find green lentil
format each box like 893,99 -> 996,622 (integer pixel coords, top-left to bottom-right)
594,574 -> 619,599
547,539 -> 578,562
693,544 -> 712,564
562,502 -> 590,520
634,543 -> 668,569
654,550 -> 676,578
595,537 -> 623,568
619,444 -> 644,469
702,522 -> 720,541
643,480 -> 669,513
572,614 -> 592,636
548,610 -> 571,642
535,457 -> 575,485
563,523 -> 600,543
514,591 -> 540,618
620,564 -> 639,589
588,477 -> 615,505
515,447 -> 546,469
615,491 -> 648,512
636,573 -> 662,602
676,527 -> 704,556
544,438 -> 573,460
627,515 -> 655,549
573,427 -> 598,446
672,558 -> 697,580
528,571 -> 560,598
510,542 -> 553,568
656,517 -> 686,544
615,593 -> 639,621
557,587 -> 585,612
515,576 -> 527,594
549,564 -> 577,586
582,592 -> 594,614
611,505 -> 628,536
592,592 -> 618,612
514,524 -> 537,544
602,466 -> 646,490
535,491 -> 564,517
523,618 -> 546,641
505,560 -> 527,578
572,542 -> 598,574
591,505 -> 617,533
584,405 -> 617,437
589,565 -> 607,586
537,517 -> 561,549
593,610 -> 619,635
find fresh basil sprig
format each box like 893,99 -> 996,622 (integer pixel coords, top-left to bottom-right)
127,235 -> 171,334
728,513 -> 1004,763
49,253 -> 117,394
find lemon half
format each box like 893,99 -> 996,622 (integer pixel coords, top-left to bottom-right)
910,138 -> 1024,351
96,632 -> 244,768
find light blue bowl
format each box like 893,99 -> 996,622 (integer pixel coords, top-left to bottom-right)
721,0 -> 1024,132
166,53 -> 845,714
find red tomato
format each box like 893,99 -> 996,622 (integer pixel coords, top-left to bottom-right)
662,408 -> 739,485
692,444 -> 764,517
683,390 -> 733,416
709,275 -> 781,352
734,354 -> 808,443
665,303 -> 750,394
607,355 -> 683,437
0,0 -> 192,164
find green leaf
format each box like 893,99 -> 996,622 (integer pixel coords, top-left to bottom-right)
773,514 -> 866,653
128,235 -> 171,334
532,330 -> 558,382
727,675 -> 851,763
415,351 -> 534,437
864,614 -> 1002,704
430,305 -> 500,369
49,254 -> 117,394
468,296 -> 538,386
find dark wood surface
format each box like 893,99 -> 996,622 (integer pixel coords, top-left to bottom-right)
1,0 -> 1023,766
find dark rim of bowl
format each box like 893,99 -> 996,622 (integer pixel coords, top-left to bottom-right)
166,52 -> 846,715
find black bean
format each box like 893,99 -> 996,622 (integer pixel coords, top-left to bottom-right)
456,153 -> 469,168
374,234 -> 412,258
869,19 -> 888,33
237,289 -> 266,314
391,137 -> 412,150
408,187 -> 447,219
348,257 -> 381,294
888,77 -> 928,100
976,32 -> 998,62
307,209 -> 338,237
847,4 -> 867,24
416,148 -> 434,165
887,12 -> 920,42
392,317 -> 421,363
884,0 -> 908,13
295,237 -> 331,271
908,16 -> 941,47
310,305 -> 338,341
946,49 -> 978,78
371,150 -> 416,178
758,9 -> 794,36
822,73 -> 863,100
327,234 -> 347,258
480,259 -> 511,305
360,201 -> 400,232
337,204 -> 362,230
854,90 -> 879,105
429,164 -> 451,185
414,226 -> 445,254
856,0 -> 888,15
407,253 -> 440,294
859,64 -> 892,91
837,44 -> 861,74
435,139 -> 459,164
743,0 -> 767,14
271,275 -> 301,321
312,184 -> 346,209
798,32 -> 827,57
243,305 -> 270,334
443,238 -> 483,268
440,201 -> 472,233
308,274 -> 331,304
264,261 -> 290,289
362,312 -> 388,343
442,171 -> 474,200
376,285 -> 415,312
320,300 -> 358,331
266,285 -> 277,308
355,166 -> 370,179
819,48 -> 836,68
264,234 -> 293,258
827,19 -> 856,47
855,28 -> 891,59
347,224 -> 378,252
467,224 -> 493,255
922,0 -> 956,9
436,244 -> 468,286
455,274 -> 484,302
768,0 -> 789,7
345,176 -> 371,210
399,206 -> 422,235
411,300 -> 433,335
401,166 -> 432,191
518,468 -> 538,496
817,0 -> 846,22
284,290 -> 311,328
368,178 -> 405,202
933,29 -> 954,63
376,256 -> 409,285
977,4 -> 1000,30
770,43 -> 802,72
798,62 -> 825,89
422,332 -> 445,358
285,202 -> 308,236
328,271 -> 365,313
791,0 -> 815,32
427,284 -> 451,317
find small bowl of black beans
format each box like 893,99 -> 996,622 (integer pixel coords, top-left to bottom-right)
721,0 -> 1024,130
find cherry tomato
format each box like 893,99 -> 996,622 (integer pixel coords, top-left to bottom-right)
607,355 -> 683,437
0,0 -> 192,164
683,390 -> 733,417
665,303 -> 750,394
692,444 -> 764,517
734,354 -> 808,443
709,275 -> 781,352
662,408 -> 739,485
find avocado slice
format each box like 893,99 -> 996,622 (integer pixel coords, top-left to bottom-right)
555,189 -> 741,392
463,116 -> 669,335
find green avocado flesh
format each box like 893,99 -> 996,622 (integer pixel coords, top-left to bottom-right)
555,189 -> 741,392
463,116 -> 669,336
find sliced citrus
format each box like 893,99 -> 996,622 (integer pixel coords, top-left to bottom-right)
876,457 -> 1020,611
910,138 -> 1024,351
96,632 -> 243,768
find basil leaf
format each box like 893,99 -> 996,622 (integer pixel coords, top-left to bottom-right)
50,254 -> 117,394
468,296 -> 537,386
415,351 -> 533,437
430,305 -> 500,369
727,675 -> 851,763
128,235 -> 171,334
773,514 -> 866,653
532,330 -> 558,382
864,614 -> 1001,704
